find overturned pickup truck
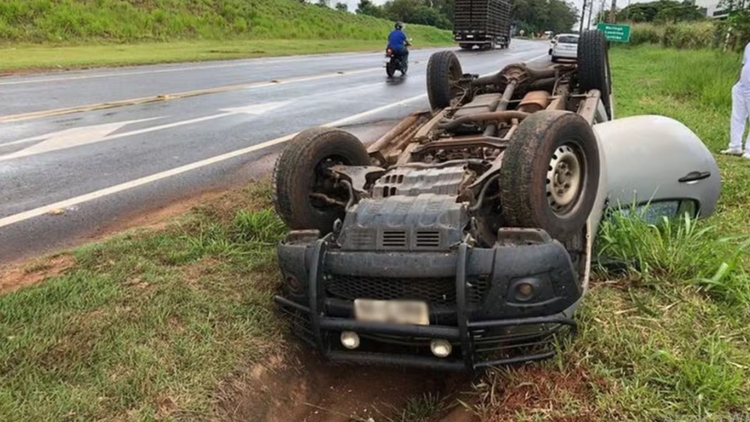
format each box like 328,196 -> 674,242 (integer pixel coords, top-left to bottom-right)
271,30 -> 721,371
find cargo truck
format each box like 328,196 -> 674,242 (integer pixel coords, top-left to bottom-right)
453,0 -> 513,50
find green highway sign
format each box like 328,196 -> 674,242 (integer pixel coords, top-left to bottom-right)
596,23 -> 631,43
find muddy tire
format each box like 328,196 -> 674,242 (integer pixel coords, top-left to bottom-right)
426,50 -> 463,110
273,128 -> 370,234
498,111 -> 600,241
577,29 -> 612,119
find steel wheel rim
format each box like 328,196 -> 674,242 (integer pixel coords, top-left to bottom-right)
546,144 -> 584,215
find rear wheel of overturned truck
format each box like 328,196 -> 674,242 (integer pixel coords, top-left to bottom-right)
577,29 -> 613,119
426,50 -> 463,110
498,111 -> 601,241
273,128 -> 371,234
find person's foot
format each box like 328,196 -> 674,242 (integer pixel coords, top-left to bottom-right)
721,147 -> 743,156
743,152 -> 750,160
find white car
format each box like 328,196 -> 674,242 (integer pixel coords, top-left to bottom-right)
549,33 -> 579,62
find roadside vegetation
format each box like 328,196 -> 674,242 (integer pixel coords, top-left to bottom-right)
468,45 -> 750,420
0,0 -> 582,72
0,183 -> 290,420
0,0 -> 450,43
0,39 -> 395,72
1,45 -> 750,420
356,0 -> 578,35
605,0 -> 750,51
0,0 -> 452,72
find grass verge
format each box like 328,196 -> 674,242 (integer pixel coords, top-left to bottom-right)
0,0 -> 451,44
467,45 -> 750,421
0,0 -> 454,72
0,182 -> 291,420
2,44 -> 750,421
0,38 -> 451,73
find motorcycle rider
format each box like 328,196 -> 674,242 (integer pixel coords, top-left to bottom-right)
387,22 -> 410,64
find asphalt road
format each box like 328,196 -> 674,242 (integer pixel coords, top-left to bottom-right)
0,40 -> 550,262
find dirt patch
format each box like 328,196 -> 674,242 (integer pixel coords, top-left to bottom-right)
475,364 -> 607,422
215,350 -> 475,422
0,254 -> 76,295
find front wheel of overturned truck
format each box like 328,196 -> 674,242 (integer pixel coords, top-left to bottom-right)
273,128 -> 371,234
499,111 -> 601,241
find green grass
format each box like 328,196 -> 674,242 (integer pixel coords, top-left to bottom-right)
0,39 -> 446,73
0,0 -> 451,43
468,45 -> 750,420
0,0 -> 453,71
628,21 -> 719,49
3,44 -> 750,421
0,183 -> 291,421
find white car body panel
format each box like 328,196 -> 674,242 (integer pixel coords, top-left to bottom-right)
594,115 -> 721,219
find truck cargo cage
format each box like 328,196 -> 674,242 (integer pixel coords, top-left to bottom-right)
453,0 -> 512,50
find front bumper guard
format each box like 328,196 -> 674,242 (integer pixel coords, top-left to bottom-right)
274,235 -> 580,372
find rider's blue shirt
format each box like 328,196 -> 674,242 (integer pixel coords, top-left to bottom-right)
388,29 -> 407,52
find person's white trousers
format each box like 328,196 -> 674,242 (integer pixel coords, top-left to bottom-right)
730,83 -> 750,153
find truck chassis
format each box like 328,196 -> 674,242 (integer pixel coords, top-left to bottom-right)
272,30 -> 614,371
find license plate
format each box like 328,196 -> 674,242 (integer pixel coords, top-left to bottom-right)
354,299 -> 429,325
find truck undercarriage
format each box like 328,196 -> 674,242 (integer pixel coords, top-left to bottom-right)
272,30 -> 614,371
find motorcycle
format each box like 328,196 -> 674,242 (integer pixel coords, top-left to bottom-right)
384,39 -> 412,78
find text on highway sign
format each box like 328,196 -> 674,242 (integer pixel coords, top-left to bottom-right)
596,23 -> 631,43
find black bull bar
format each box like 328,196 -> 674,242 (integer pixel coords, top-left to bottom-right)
274,235 -> 580,372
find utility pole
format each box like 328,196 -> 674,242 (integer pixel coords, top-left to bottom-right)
587,0 -> 595,29
609,0 -> 617,23
579,0 -> 587,33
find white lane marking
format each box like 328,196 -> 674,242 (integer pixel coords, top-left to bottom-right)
0,44 -> 543,86
219,101 -> 290,115
0,94 -> 428,228
0,101 -> 292,161
0,51 -> 382,86
0,67 -> 385,123
0,118 -> 160,161
0,117 -> 164,148
1,80 -> 389,151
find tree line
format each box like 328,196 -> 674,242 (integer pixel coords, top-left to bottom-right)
321,0 -> 716,35
313,0 -> 579,35
604,0 -> 705,23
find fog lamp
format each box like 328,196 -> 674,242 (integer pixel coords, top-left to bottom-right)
430,339 -> 452,358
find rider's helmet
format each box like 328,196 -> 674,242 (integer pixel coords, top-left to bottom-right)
395,21 -> 403,30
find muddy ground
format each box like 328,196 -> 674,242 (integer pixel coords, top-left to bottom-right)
216,351 -> 479,422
